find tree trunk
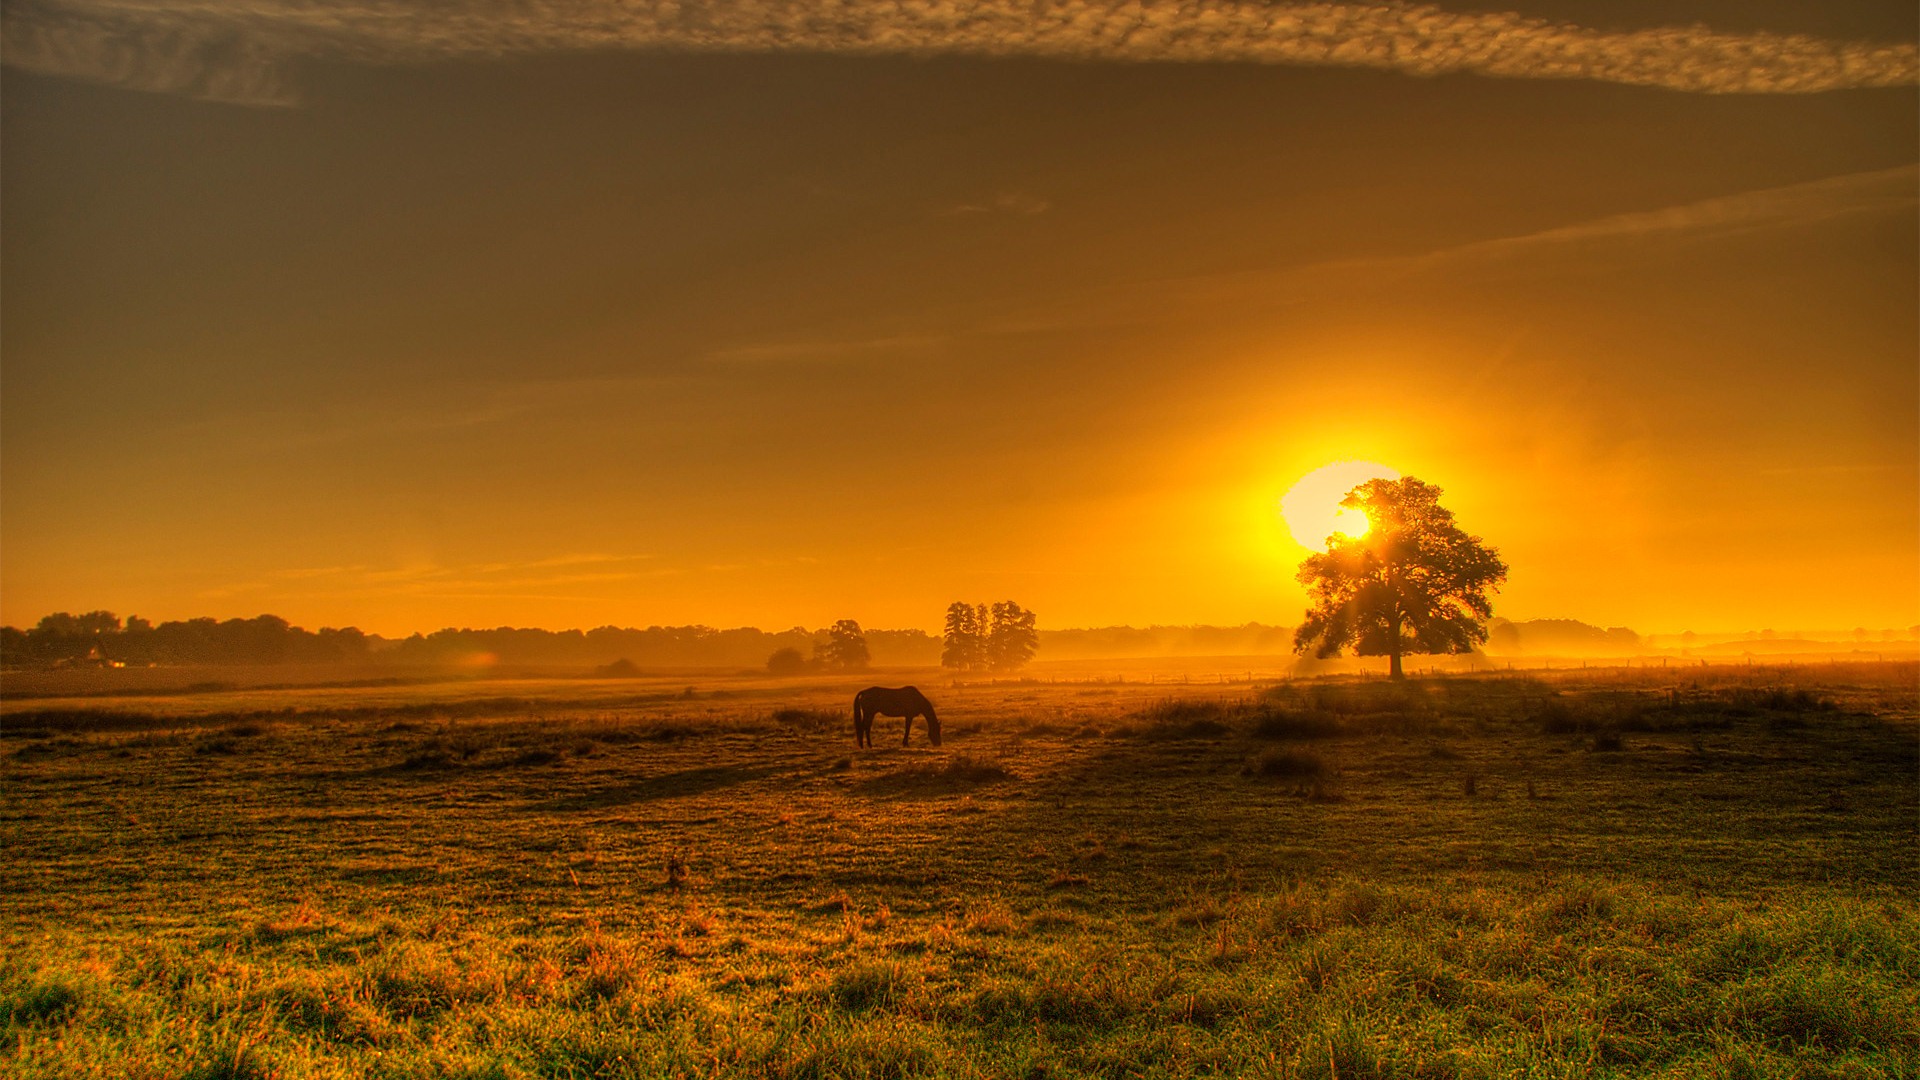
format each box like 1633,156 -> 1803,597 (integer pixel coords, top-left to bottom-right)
1388,605 -> 1406,680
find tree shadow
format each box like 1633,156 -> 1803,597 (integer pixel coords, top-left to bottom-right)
853,754 -> 1013,800
532,763 -> 780,811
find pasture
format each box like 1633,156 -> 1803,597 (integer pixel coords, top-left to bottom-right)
3,662 -> 1916,1079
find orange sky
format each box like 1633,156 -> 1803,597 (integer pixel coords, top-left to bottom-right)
3,1 -> 1915,637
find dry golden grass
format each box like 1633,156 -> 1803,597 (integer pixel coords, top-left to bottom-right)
3,662 -> 1916,1077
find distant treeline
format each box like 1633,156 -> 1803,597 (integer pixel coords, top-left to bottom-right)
384,625 -> 943,669
1039,624 -> 1299,659
0,613 -> 373,668
0,612 -> 941,670
2,610 -> 1646,670
1485,618 -> 1641,656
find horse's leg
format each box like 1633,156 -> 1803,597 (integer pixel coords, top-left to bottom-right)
903,713 -> 913,747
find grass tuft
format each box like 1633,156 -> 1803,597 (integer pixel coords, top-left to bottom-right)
772,707 -> 841,733
396,748 -> 455,770
862,753 -> 1011,792
826,960 -> 909,1010
1251,709 -> 1344,740
3,973 -> 89,1024
1245,748 -> 1326,778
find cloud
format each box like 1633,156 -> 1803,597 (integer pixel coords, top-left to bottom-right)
1235,164 -> 1919,285
704,333 -> 947,364
1408,164 -> 1920,264
4,0 -> 1913,106
2,1 -> 302,104
961,164 -> 1920,335
940,191 -> 1054,217
201,555 -> 666,602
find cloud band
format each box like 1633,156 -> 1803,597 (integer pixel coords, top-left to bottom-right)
4,0 -> 1916,105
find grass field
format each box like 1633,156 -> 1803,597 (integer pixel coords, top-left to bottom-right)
3,662 -> 1916,1078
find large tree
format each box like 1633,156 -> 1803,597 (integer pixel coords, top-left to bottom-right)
1294,477 -> 1507,679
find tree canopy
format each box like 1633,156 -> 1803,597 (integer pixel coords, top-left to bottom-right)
942,601 -> 1039,673
1293,477 -> 1507,678
816,619 -> 871,671
941,602 -> 987,672
765,646 -> 808,676
986,601 -> 1039,673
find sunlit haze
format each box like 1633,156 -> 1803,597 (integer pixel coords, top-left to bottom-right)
3,1 -> 1916,638
1280,462 -> 1403,550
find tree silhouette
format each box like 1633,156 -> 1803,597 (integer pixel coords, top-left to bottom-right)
942,601 -> 1039,673
1293,477 -> 1507,679
987,601 -> 1039,673
817,619 -> 870,671
35,611 -> 120,636
941,602 -> 987,672
766,646 -> 809,675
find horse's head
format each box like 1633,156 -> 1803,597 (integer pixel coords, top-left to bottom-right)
923,704 -> 940,746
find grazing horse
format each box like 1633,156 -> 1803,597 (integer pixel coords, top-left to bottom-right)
853,686 -> 940,748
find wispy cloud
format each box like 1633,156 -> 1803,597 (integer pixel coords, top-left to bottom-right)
704,333 -> 947,365
201,554 -> 664,602
1210,164 -> 1918,289
1405,164 -> 1920,265
4,1 -> 1912,106
961,164 -> 1920,335
939,191 -> 1054,217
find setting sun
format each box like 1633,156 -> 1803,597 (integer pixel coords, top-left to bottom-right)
1280,461 -> 1402,550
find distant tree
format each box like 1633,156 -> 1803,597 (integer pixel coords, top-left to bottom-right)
941,602 -> 988,672
1294,477 -> 1507,680
862,628 -> 942,667
766,646 -> 809,676
0,626 -> 29,666
35,611 -> 119,636
314,626 -> 371,663
987,601 -> 1039,673
817,619 -> 870,671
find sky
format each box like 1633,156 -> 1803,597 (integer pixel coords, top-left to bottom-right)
3,1 -> 1916,637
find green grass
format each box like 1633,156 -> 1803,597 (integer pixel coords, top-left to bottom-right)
3,663 -> 1915,1077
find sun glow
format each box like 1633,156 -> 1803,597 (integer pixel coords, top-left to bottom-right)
1280,460 -> 1401,550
